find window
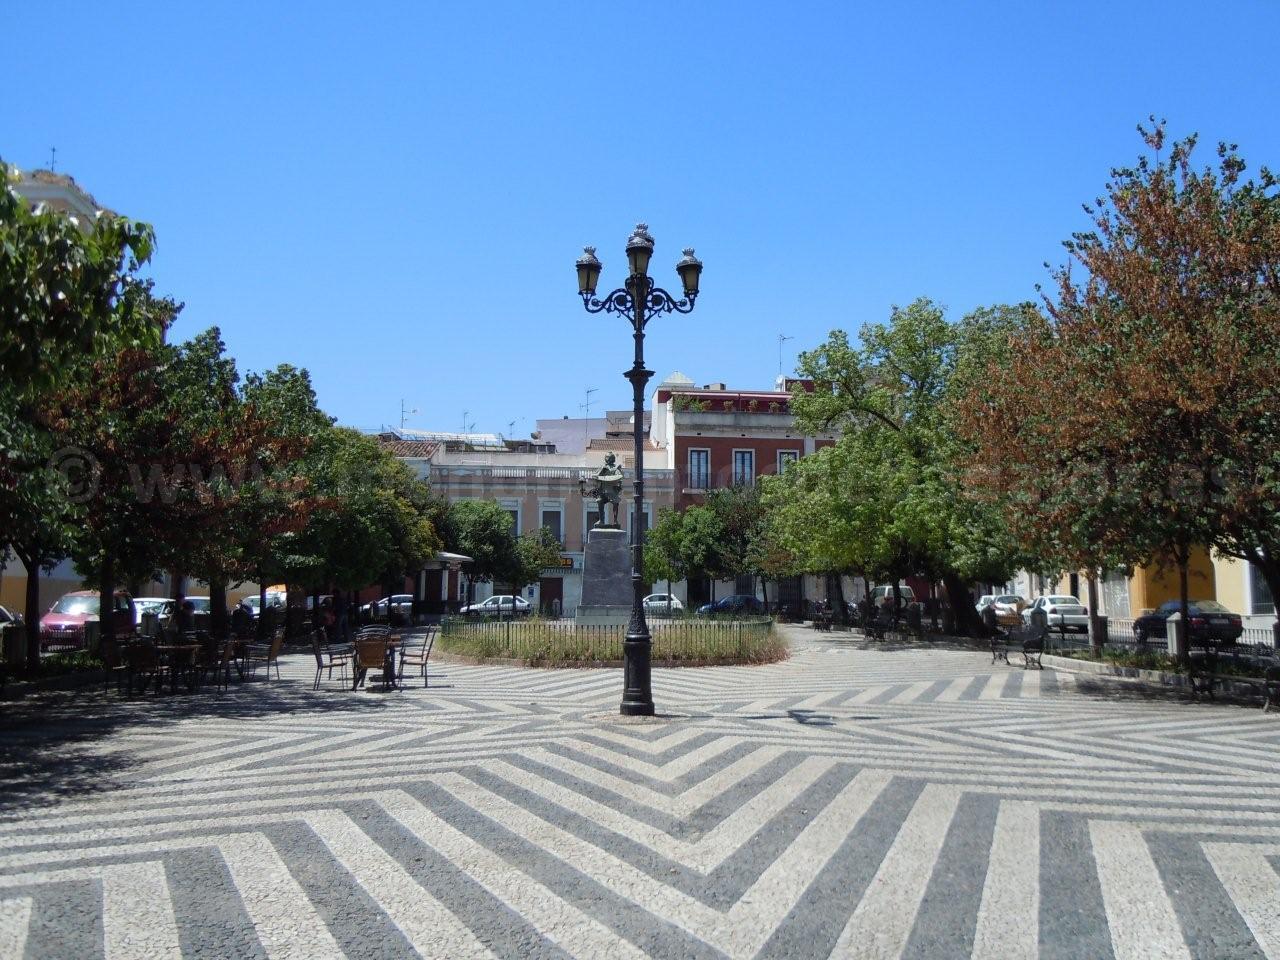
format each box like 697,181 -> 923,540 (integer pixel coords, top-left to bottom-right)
777,450 -> 799,473
733,450 -> 755,485
540,509 -> 562,545
1250,563 -> 1275,615
688,448 -> 710,489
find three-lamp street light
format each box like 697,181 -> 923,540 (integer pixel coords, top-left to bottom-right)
576,223 -> 702,716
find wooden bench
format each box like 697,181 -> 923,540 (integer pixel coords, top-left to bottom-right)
991,623 -> 1046,669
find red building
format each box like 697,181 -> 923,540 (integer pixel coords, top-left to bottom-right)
650,372 -> 835,510
649,373 -> 838,610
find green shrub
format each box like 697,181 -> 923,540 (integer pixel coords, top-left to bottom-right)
439,616 -> 785,666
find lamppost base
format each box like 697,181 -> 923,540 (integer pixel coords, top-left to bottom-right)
620,633 -> 654,716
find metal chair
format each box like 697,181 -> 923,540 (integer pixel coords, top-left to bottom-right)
311,631 -> 351,690
246,628 -> 286,681
353,638 -> 390,691
397,630 -> 436,688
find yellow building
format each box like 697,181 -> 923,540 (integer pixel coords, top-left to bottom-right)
1041,547 -> 1275,635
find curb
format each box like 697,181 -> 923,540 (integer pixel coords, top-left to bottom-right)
1042,653 -> 1274,701
1,669 -> 106,701
1041,653 -> 1190,688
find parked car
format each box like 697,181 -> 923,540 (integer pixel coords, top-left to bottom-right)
870,585 -> 916,609
242,593 -> 286,619
696,595 -> 765,616
133,597 -> 175,625
975,594 -> 996,614
990,595 -> 1026,626
39,590 -> 135,649
360,594 -> 415,618
1133,600 -> 1244,645
1022,595 -> 1088,632
643,593 -> 684,616
460,595 -> 531,617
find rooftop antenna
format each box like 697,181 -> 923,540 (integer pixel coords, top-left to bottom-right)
399,399 -> 419,430
49,146 -> 57,172
581,386 -> 598,447
507,419 -> 516,445
778,333 -> 793,377
461,410 -> 469,436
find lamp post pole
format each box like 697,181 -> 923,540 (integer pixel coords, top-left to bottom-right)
577,224 -> 702,717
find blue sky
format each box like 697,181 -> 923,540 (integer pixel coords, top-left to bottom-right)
6,1 -> 1279,437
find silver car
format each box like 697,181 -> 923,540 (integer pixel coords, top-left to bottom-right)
643,594 -> 684,616
1023,595 -> 1088,632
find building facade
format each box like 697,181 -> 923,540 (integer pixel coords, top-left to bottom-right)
382,431 -> 675,616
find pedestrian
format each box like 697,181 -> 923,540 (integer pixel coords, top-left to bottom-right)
332,591 -> 351,642
177,599 -> 197,635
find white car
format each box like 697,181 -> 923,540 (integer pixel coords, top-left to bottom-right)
643,594 -> 684,616
360,594 -> 415,618
460,595 -> 531,617
1023,595 -> 1089,632
133,597 -> 175,624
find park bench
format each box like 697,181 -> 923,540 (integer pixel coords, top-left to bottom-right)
1188,646 -> 1280,710
865,609 -> 895,641
990,622 -> 1046,669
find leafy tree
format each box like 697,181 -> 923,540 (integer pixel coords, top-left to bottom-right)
672,504 -> 727,600
644,509 -> 687,600
505,527 -> 563,610
449,500 -> 518,604
0,162 -> 157,666
789,299 -> 1030,634
238,364 -> 331,635
962,123 -> 1280,657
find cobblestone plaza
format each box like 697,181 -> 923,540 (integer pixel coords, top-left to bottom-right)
2,625 -> 1278,959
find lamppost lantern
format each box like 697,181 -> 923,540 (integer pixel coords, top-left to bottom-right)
576,223 -> 702,717
625,222 -> 654,278
676,248 -> 702,299
576,246 -> 602,297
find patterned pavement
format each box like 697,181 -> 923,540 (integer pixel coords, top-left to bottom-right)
1,624 -> 1278,959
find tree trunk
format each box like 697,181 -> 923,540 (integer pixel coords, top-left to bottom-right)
1176,546 -> 1191,666
170,571 -> 186,601
209,578 -> 228,640
942,571 -> 983,637
17,547 -> 42,671
1086,572 -> 1103,655
99,553 -> 116,650
831,574 -> 847,625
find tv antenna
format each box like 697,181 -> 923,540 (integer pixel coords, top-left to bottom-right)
778,333 -> 794,377
399,399 -> 419,429
580,387 -> 598,447
49,146 -> 57,172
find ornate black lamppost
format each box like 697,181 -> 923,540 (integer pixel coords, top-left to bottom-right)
576,224 -> 703,716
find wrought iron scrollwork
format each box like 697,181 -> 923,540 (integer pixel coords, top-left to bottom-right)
579,276 -> 698,329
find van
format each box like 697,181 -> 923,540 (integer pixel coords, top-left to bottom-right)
870,584 -> 916,607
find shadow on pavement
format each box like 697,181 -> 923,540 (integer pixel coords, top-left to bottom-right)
0,669 -> 392,814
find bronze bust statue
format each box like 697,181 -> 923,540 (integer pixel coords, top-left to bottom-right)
580,452 -> 625,529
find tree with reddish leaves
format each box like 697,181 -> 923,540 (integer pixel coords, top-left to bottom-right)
961,122 -> 1280,660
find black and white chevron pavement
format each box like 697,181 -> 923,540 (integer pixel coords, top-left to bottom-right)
1,626 -> 1277,959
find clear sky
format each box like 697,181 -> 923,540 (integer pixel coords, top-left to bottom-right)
6,1 -> 1279,437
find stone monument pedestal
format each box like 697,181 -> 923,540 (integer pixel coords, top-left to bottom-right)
576,527 -> 632,626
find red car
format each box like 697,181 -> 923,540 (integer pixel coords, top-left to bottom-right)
39,590 -> 135,650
